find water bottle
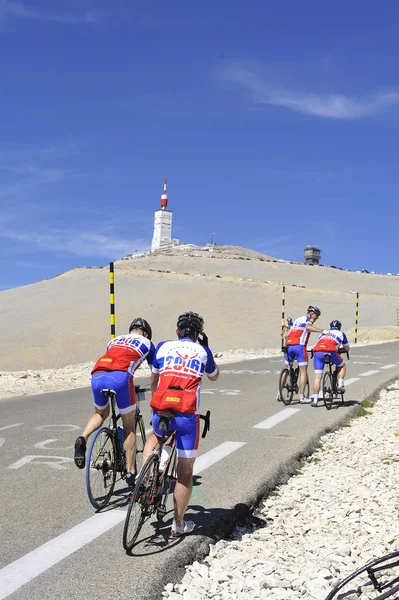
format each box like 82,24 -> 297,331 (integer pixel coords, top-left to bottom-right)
117,427 -> 124,453
159,444 -> 172,473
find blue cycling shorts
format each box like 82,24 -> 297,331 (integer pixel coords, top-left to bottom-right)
91,371 -> 136,414
286,344 -> 308,366
151,411 -> 200,459
314,351 -> 344,374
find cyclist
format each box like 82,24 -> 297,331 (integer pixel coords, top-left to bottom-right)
141,311 -> 219,537
311,319 -> 350,407
284,305 -> 327,403
74,317 -> 155,487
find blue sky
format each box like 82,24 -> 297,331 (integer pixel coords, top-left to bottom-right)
1,0 -> 399,290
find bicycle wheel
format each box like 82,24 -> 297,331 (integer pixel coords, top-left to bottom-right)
123,452 -> 159,551
323,372 -> 334,410
157,446 -> 177,522
86,427 -> 117,510
134,414 -> 146,475
279,368 -> 294,405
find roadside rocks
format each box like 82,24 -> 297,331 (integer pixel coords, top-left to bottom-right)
163,384 -> 399,599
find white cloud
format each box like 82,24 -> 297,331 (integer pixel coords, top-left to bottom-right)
0,0 -> 95,25
2,228 -> 149,258
218,61 -> 399,119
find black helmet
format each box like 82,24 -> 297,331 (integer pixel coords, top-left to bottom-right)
129,317 -> 152,340
177,312 -> 204,335
330,320 -> 342,330
286,317 -> 293,326
307,305 -> 321,316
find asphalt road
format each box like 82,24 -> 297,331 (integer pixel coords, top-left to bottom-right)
1,342 -> 399,600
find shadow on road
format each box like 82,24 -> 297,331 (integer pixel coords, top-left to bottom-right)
127,501 -> 266,558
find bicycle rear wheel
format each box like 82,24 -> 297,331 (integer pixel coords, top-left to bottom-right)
279,368 -> 294,405
123,452 -> 159,551
157,446 -> 177,522
86,427 -> 117,510
134,414 -> 146,475
323,372 -> 334,410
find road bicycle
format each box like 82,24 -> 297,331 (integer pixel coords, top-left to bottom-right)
85,385 -> 147,510
325,550 -> 399,598
322,350 -> 349,410
277,347 -> 310,405
122,410 -> 211,551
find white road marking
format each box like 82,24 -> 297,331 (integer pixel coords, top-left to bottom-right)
35,424 -> 80,432
194,442 -> 246,475
34,439 -> 73,451
8,455 -> 74,470
380,364 -> 397,369
344,378 -> 360,386
358,370 -> 380,377
253,408 -> 301,430
0,511 -> 125,600
0,423 -> 23,432
352,361 -> 381,365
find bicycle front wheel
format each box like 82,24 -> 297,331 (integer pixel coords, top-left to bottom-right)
279,368 -> 294,405
123,452 -> 159,551
86,427 -> 117,510
323,372 -> 334,410
157,447 -> 177,522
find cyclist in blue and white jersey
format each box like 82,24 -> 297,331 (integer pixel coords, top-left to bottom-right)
141,311 -> 219,537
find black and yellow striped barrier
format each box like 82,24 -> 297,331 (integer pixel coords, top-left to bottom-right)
281,284 -> 285,349
109,262 -> 115,339
354,292 -> 359,344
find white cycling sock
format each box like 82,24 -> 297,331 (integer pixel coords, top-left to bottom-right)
338,379 -> 344,387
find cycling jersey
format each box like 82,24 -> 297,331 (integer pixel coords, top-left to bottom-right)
313,328 -> 349,353
91,334 -> 155,375
286,315 -> 313,347
151,338 -> 217,414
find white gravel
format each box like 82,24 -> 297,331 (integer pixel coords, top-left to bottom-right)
163,383 -> 399,600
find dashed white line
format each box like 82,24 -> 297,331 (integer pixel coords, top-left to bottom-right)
194,442 -> 246,474
358,370 -> 380,377
0,511 -> 126,600
380,364 -> 397,370
344,378 -> 360,386
253,408 -> 301,430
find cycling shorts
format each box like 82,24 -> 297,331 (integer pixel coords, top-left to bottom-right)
151,411 -> 200,459
285,344 -> 308,366
314,351 -> 344,374
91,371 -> 136,414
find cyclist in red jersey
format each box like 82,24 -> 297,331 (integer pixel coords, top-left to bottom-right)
74,317 -> 154,487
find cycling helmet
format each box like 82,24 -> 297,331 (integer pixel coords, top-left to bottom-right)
286,317 -> 293,326
307,305 -> 321,316
129,317 -> 152,340
330,320 -> 342,330
176,311 -> 204,335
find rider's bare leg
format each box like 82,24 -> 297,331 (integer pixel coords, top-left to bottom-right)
82,405 -> 110,440
120,409 -> 136,475
299,365 -> 308,396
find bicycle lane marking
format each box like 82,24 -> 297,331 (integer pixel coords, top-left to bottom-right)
0,511 -> 126,600
0,423 -> 23,431
358,370 -> 380,376
0,439 -> 247,598
253,408 -> 301,430
194,442 -> 246,474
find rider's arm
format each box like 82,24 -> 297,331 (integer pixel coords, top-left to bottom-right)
207,364 -> 219,381
306,322 -> 323,333
150,372 -> 159,395
203,345 -> 219,381
342,343 -> 350,352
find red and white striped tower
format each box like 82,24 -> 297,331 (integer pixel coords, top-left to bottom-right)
151,177 -> 173,252
160,177 -> 168,210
